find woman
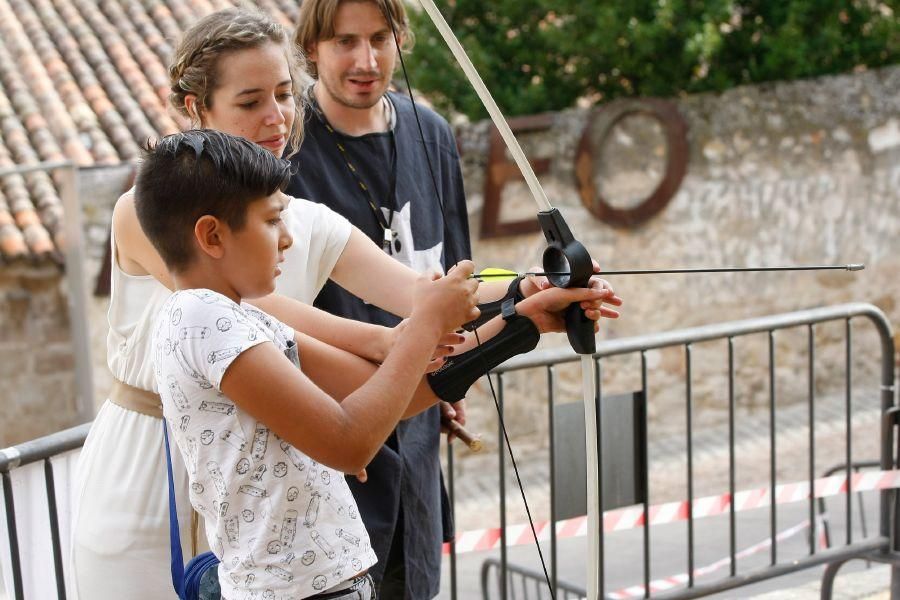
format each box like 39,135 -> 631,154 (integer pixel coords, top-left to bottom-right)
69,7 -> 619,599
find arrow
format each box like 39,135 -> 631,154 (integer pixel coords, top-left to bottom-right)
471,264 -> 865,280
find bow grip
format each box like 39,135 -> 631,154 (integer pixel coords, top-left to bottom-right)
537,209 -> 596,355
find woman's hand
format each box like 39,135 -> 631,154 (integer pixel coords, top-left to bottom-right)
384,320 -> 465,372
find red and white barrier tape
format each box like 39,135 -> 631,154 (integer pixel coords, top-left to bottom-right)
444,469 -> 900,555
607,516 -> 823,598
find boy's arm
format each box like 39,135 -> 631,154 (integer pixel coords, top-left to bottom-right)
220,312 -> 445,474
292,331 -> 439,419
448,284 -> 620,354
220,263 -> 479,474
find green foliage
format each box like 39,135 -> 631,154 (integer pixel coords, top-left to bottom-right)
405,0 -> 900,120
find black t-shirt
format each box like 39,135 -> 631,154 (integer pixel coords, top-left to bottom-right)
286,91 -> 471,327
285,92 -> 471,598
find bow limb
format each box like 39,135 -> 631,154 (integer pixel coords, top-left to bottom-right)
414,0 -> 551,212
414,2 -> 602,597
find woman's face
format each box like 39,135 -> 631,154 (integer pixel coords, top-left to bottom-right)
196,42 -> 295,158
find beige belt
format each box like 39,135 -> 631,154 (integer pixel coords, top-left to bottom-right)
107,378 -> 201,555
108,379 -> 163,418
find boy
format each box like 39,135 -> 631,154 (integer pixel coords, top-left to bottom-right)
139,129 -> 479,599
138,129 -> 608,598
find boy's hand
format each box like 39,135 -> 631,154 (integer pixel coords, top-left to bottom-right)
516,286 -> 619,334
520,261 -> 624,321
411,261 -> 480,334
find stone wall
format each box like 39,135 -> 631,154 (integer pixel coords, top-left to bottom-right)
0,164 -> 133,447
0,265 -> 77,446
456,65 -> 900,440
4,67 -> 896,449
79,164 -> 136,411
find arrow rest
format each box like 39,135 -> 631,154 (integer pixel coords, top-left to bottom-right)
539,208 -> 597,355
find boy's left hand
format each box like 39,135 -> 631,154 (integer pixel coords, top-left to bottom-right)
519,260 -> 623,322
516,285 -> 620,334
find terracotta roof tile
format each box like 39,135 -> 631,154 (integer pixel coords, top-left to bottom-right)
0,0 -> 299,264
0,0 -> 303,266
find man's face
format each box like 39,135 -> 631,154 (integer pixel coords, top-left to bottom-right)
308,1 -> 400,110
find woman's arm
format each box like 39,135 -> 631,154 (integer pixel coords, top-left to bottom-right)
327,228 -> 620,314
112,191 -> 174,288
328,228 -> 419,316
252,294 -> 392,363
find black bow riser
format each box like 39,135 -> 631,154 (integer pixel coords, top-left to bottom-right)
538,208 -> 596,355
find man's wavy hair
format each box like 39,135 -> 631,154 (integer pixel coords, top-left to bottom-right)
135,129 -> 292,272
294,0 -> 414,79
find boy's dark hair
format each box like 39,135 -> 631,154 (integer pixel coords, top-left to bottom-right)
135,129 -> 292,272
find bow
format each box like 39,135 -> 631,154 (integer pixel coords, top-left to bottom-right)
392,4 -> 869,598
400,1 -> 603,596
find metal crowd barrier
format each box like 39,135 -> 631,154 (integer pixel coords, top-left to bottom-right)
1,303 -> 896,599
482,558 -> 586,600
451,302 -> 897,600
0,423 -> 90,600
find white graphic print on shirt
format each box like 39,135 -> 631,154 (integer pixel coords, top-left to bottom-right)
152,290 -> 376,599
379,201 -> 443,274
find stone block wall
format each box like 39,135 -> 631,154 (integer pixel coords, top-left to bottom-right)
0,266 -> 77,446
3,67 -> 896,450
79,164 -> 135,411
456,65 -> 900,441
0,164 -> 133,447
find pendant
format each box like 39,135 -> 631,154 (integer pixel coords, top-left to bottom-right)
382,228 -> 402,255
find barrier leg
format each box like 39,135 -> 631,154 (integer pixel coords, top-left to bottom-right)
820,559 -> 851,600
891,564 -> 900,599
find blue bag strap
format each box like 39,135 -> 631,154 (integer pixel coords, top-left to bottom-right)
163,420 -> 187,600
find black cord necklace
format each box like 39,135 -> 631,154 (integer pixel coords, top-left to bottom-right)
310,93 -> 402,255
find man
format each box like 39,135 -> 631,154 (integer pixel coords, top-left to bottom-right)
289,1 -> 470,597
289,1 -> 622,597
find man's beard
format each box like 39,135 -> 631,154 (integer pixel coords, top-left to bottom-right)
321,72 -> 386,109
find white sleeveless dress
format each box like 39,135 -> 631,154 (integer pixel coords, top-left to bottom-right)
69,196 -> 351,599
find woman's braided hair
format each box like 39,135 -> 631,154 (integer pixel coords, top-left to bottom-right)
168,7 -> 308,156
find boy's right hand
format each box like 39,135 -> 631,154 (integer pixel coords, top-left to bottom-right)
411,260 -> 480,335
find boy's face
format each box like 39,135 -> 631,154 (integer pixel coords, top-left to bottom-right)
222,194 -> 292,299
307,0 -> 400,110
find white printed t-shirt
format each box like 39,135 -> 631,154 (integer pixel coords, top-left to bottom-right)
152,289 -> 376,599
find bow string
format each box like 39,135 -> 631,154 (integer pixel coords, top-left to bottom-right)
387,1 -> 604,597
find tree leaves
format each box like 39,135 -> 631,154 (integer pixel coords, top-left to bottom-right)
405,0 -> 899,120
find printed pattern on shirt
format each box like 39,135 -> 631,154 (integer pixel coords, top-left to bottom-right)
153,290 -> 376,599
